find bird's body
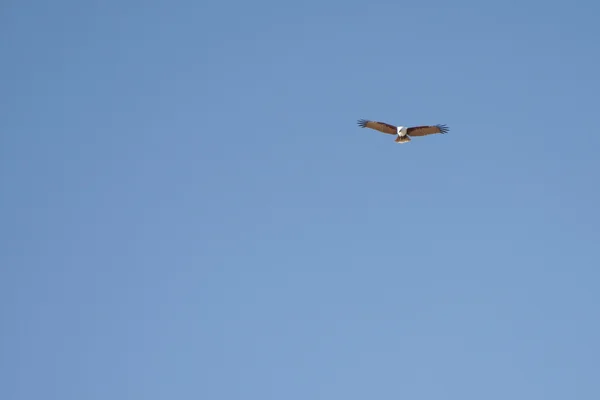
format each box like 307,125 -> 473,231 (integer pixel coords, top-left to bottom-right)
357,119 -> 449,144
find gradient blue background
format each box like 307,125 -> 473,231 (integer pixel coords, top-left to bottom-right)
2,0 -> 600,399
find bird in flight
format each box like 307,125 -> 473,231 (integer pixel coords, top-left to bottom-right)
357,119 -> 449,144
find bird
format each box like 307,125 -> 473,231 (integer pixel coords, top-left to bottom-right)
357,119 -> 449,144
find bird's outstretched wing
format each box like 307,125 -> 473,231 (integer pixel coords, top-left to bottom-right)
357,119 -> 397,135
406,124 -> 449,137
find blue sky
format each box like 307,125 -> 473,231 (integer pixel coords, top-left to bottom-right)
2,0 -> 600,399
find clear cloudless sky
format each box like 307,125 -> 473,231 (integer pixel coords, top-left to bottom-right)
2,0 -> 600,399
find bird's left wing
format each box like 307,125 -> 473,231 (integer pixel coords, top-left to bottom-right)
357,119 -> 397,135
406,124 -> 449,137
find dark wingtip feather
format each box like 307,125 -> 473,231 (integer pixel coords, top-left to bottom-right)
436,124 -> 449,134
357,119 -> 368,128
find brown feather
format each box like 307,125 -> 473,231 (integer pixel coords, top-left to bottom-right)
407,124 -> 449,137
357,119 -> 397,135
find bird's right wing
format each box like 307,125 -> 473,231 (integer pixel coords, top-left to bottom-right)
357,119 -> 397,135
406,124 -> 449,137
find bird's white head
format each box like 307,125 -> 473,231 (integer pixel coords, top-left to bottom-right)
397,126 -> 407,136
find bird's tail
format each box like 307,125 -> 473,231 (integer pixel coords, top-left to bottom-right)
395,135 -> 411,144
